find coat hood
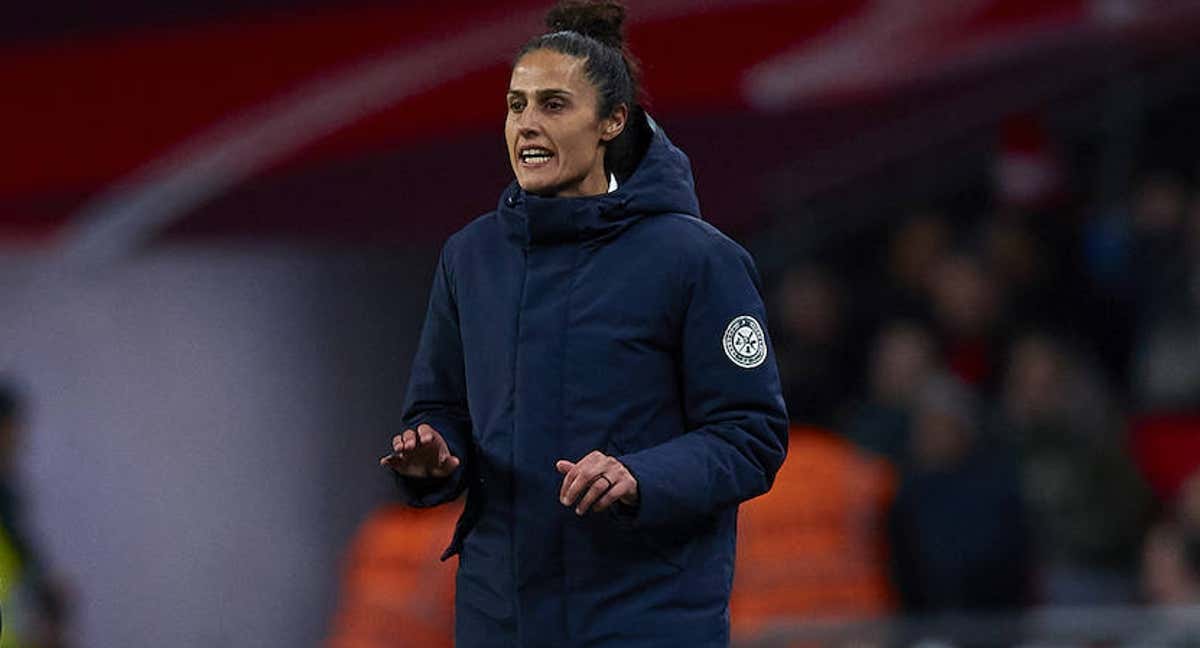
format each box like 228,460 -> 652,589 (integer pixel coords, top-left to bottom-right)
497,113 -> 702,247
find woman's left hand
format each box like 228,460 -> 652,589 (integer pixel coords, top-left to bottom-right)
555,451 -> 639,516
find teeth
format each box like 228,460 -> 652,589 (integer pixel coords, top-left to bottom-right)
521,151 -> 552,164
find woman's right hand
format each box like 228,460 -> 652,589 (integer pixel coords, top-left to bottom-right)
379,423 -> 461,478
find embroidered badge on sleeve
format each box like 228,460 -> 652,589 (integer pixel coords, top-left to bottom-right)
722,315 -> 767,369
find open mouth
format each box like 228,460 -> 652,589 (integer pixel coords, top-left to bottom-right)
519,146 -> 555,167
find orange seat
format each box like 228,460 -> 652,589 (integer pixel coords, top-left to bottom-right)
327,502 -> 461,648
732,427 -> 897,640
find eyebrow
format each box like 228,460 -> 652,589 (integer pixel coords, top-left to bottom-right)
506,88 -> 573,99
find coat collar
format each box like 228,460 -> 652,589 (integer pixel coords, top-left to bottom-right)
497,178 -> 630,248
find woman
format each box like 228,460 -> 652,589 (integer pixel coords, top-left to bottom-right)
380,2 -> 787,645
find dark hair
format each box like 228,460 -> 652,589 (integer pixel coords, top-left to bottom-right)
515,1 -> 652,181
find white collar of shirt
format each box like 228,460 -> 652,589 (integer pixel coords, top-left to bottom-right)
608,172 -> 618,193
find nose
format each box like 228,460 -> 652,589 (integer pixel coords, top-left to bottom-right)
513,108 -> 542,135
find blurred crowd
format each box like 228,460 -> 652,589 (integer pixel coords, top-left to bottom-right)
759,144 -> 1200,616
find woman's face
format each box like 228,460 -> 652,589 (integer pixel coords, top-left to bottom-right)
505,48 -> 626,198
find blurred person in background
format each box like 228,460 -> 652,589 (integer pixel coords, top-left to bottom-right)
1127,467 -> 1200,645
0,382 -> 68,648
1129,171 -> 1192,322
978,211 -> 1061,328
842,320 -> 938,461
378,2 -> 787,646
929,251 -> 1005,390
1084,169 -> 1192,396
872,210 -> 951,328
1140,519 -> 1200,606
1129,516 -> 1200,648
991,332 -> 1150,605
1131,174 -> 1200,411
1123,511 -> 1200,647
888,373 -> 1031,613
772,264 -> 855,427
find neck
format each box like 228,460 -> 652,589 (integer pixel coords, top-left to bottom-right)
554,161 -> 609,198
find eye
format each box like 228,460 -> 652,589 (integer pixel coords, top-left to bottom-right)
545,99 -> 565,111
508,99 -> 525,112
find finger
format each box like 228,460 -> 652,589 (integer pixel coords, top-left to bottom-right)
417,423 -> 435,448
593,479 -> 631,512
559,451 -> 604,501
429,454 -> 461,478
559,459 -> 585,503
575,475 -> 615,515
562,453 -> 608,506
402,428 -> 417,452
435,434 -> 452,463
392,434 -> 407,454
560,457 -> 594,504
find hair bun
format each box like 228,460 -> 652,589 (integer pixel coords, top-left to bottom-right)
545,1 -> 626,49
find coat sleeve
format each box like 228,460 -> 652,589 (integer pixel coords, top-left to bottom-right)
616,234 -> 789,529
392,242 -> 474,508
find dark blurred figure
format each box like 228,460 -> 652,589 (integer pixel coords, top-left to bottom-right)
1138,467 -> 1200,604
1129,171 -> 1192,319
929,251 -> 1005,390
991,332 -> 1150,605
841,321 -> 938,460
1140,519 -> 1200,605
1127,466 -> 1200,645
773,264 -> 855,427
1131,176 -> 1200,411
888,373 -> 1031,613
1128,510 -> 1200,647
0,382 -> 69,648
1084,170 -> 1192,395
874,210 -> 950,327
978,209 -> 1077,329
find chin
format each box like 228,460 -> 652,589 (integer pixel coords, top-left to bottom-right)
517,176 -> 558,196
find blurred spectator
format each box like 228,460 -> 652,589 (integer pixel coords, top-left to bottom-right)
875,211 -> 950,327
888,374 -> 1031,613
1130,176 -> 1200,411
1138,466 -> 1200,606
1140,520 -> 1200,606
1080,170 -> 1192,391
842,321 -> 938,460
0,381 -> 69,648
1087,171 -> 1190,318
772,264 -> 855,427
1129,514 -> 1200,647
929,252 -> 1004,389
978,210 -> 1071,329
991,333 -> 1150,605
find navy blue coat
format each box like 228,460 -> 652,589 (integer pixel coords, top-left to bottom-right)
395,117 -> 788,647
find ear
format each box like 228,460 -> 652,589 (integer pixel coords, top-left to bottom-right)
599,103 -> 629,143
